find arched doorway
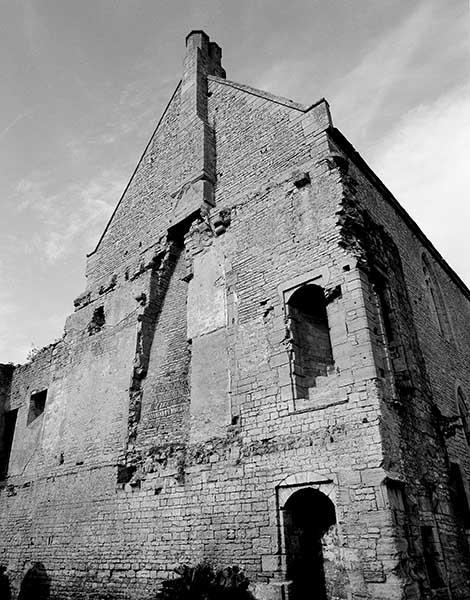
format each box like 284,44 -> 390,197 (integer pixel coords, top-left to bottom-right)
283,487 -> 336,600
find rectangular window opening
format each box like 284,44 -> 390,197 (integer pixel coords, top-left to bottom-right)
0,408 -> 18,479
372,272 -> 395,343
27,389 -> 48,425
385,479 -> 406,511
383,479 -> 410,532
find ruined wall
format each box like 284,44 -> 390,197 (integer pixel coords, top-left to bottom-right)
0,103 -> 402,600
0,273 -> 140,597
329,128 -> 470,598
1,32 -> 469,600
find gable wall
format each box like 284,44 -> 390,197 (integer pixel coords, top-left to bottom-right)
1,58 -> 469,600
85,85 -> 183,288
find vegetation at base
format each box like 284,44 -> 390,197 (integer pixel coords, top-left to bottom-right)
156,563 -> 255,600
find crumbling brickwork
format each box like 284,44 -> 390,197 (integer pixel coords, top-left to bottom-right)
1,30 -> 470,600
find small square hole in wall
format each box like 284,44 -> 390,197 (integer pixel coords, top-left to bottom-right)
27,390 -> 47,425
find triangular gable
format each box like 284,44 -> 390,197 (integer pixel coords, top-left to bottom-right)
85,82 -> 183,285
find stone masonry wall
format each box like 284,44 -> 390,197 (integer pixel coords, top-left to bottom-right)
0,114 -> 402,600
1,33 -> 470,600
328,128 -> 470,599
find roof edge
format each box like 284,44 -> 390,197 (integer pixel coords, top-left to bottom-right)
208,75 -> 315,112
329,126 -> 470,302
87,80 -> 182,258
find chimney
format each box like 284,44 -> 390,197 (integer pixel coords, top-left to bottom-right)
169,31 -> 224,228
181,30 -> 225,122
184,30 -> 226,79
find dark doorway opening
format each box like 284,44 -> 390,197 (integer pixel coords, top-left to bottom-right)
18,562 -> 50,600
283,488 -> 336,600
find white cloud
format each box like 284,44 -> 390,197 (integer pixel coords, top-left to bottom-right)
0,165 -> 121,362
372,83 -> 470,287
13,169 -> 121,264
329,0 -> 469,149
249,1 -> 470,155
329,2 -> 433,140
0,108 -> 36,141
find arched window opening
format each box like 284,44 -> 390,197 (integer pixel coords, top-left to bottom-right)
287,285 -> 334,399
422,254 -> 450,339
283,488 -> 336,600
457,387 -> 470,446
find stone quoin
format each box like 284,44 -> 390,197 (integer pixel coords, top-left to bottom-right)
1,30 -> 470,600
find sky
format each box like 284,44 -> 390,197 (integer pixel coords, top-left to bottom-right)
0,0 -> 469,363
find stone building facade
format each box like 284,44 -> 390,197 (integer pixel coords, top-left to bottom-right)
1,30 -> 470,600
